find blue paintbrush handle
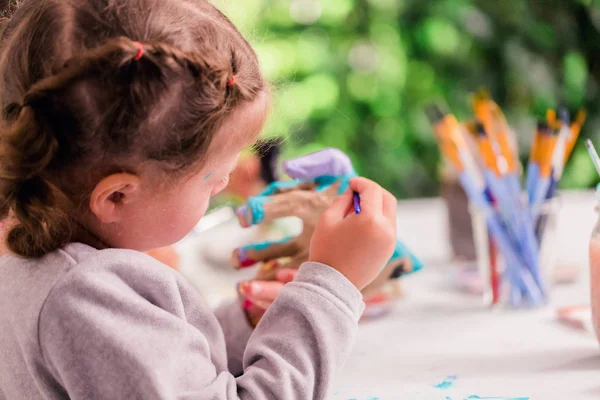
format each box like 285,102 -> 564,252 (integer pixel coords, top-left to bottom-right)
545,176 -> 558,200
526,163 -> 540,204
530,177 -> 551,221
459,173 -> 543,304
495,173 -> 546,299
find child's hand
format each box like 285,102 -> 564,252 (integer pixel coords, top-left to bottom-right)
309,177 -> 397,290
238,268 -> 297,327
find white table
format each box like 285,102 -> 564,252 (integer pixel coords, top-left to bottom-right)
177,190 -> 600,400
332,268 -> 598,400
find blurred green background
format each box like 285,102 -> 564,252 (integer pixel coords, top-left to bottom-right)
215,0 -> 599,198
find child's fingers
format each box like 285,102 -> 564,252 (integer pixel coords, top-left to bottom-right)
349,177 -> 383,217
243,300 -> 267,327
242,298 -> 267,312
275,268 -> 297,283
239,280 -> 285,303
382,190 -> 398,223
232,238 -> 299,269
320,189 -> 353,224
240,268 -> 301,326
267,254 -> 307,279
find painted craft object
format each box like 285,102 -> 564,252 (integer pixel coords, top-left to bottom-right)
231,148 -> 423,298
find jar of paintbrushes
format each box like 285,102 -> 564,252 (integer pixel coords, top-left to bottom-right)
427,92 -> 586,308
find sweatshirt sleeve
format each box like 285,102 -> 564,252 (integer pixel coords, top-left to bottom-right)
214,300 -> 254,376
238,262 -> 364,399
38,254 -> 363,400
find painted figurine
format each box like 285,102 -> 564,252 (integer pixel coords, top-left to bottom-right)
231,148 -> 423,301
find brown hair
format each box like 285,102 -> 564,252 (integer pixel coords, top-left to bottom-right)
0,0 -> 266,258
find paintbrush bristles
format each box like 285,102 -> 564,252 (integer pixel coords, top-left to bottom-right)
585,139 -> 600,178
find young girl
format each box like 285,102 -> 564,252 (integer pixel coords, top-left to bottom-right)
0,1 -> 398,399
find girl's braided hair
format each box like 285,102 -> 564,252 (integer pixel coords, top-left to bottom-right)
0,0 -> 266,257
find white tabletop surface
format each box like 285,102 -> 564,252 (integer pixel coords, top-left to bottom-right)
177,190 -> 600,400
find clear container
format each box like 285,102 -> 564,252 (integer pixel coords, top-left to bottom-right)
589,186 -> 600,339
470,198 -> 561,308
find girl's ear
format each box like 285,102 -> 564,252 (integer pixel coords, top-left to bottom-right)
89,173 -> 142,224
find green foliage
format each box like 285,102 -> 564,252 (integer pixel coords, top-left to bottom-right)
215,0 -> 600,198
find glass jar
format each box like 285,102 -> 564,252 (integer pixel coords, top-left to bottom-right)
470,197 -> 561,308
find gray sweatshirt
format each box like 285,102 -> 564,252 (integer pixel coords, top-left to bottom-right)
0,243 -> 364,399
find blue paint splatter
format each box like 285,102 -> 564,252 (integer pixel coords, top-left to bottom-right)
465,396 -> 529,400
436,381 -> 454,389
446,397 -> 453,400
204,172 -> 212,180
259,179 -> 303,196
241,236 -> 294,252
342,397 -> 378,400
314,173 -> 356,194
245,196 -> 272,225
435,375 -> 457,390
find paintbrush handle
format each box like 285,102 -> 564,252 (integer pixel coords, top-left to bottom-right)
459,173 -> 544,305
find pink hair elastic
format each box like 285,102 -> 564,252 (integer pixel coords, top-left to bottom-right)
133,42 -> 144,61
227,75 -> 236,87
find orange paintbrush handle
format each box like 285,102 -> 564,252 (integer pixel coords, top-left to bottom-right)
438,113 -> 470,153
563,109 -> 587,164
473,95 -> 518,173
538,135 -> 557,177
547,109 -> 557,130
441,139 -> 463,171
473,96 -> 494,138
530,122 -> 550,165
496,133 -> 518,173
428,106 -> 464,171
431,114 -> 464,171
477,137 -> 500,175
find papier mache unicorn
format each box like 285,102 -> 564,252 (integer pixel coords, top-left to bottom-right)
230,148 -> 423,306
